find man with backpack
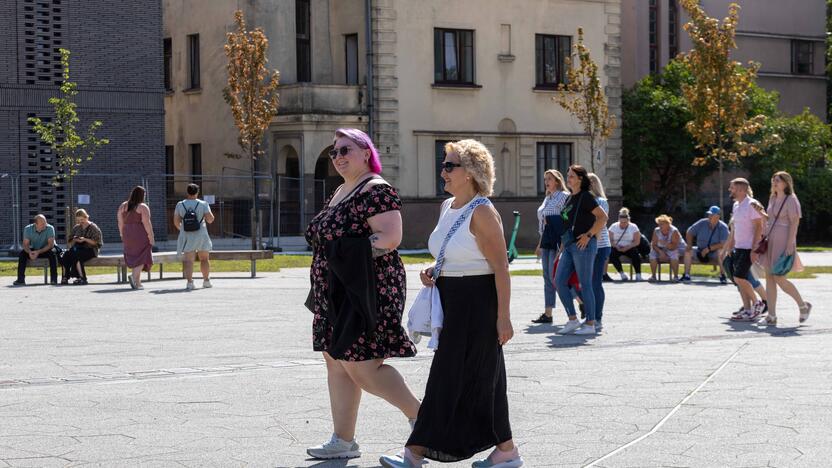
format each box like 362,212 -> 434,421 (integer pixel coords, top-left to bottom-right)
173,184 -> 215,290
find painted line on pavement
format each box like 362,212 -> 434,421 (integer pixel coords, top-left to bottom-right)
583,341 -> 750,467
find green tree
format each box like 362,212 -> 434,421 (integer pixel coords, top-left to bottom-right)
28,48 -> 109,240
554,27 -> 615,173
622,59 -> 778,212
224,10 -> 280,249
679,0 -> 779,210
744,110 -> 832,240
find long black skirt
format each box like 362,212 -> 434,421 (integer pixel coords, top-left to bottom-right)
407,274 -> 512,462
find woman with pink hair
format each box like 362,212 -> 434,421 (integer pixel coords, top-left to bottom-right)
305,128 -> 420,460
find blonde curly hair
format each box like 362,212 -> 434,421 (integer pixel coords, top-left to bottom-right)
444,139 -> 496,196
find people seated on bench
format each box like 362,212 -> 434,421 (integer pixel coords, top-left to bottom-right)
61,209 -> 103,285
173,183 -> 215,290
648,214 -> 686,282
14,214 -> 57,286
680,206 -> 729,284
608,207 -> 643,281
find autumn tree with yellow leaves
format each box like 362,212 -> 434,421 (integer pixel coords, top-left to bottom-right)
679,0 -> 778,209
554,28 -> 615,173
224,10 -> 280,249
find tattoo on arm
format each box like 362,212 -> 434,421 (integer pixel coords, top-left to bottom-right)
369,234 -> 393,258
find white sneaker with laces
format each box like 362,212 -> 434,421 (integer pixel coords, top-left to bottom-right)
556,319 -> 582,335
186,281 -> 195,291
574,324 -> 596,335
619,272 -> 629,281
203,279 -> 212,289
307,433 -> 361,460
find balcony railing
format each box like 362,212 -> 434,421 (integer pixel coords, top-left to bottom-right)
277,83 -> 366,115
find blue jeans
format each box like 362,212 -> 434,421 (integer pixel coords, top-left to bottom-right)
556,237 -> 598,321
541,248 -> 559,309
593,246 -> 611,323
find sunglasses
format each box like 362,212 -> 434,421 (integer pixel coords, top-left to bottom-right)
328,146 -> 353,159
440,161 -> 462,172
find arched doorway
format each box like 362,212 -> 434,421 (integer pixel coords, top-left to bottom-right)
314,146 -> 343,212
278,145 -> 302,235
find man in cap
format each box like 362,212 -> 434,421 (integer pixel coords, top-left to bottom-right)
681,206 -> 730,283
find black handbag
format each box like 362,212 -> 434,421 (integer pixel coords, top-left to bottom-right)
638,234 -> 651,259
540,214 -> 563,249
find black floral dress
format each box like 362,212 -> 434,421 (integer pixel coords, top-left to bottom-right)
305,183 -> 417,361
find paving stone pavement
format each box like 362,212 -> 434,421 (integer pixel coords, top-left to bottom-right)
1,262 -> 830,468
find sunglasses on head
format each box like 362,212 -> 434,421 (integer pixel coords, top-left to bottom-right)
440,161 -> 462,172
328,146 -> 353,159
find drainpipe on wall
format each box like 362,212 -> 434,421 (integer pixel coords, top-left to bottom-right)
365,0 -> 374,140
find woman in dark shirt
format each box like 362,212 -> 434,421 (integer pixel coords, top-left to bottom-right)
61,209 -> 103,285
554,165 -> 609,335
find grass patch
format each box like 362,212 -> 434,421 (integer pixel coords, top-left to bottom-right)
797,246 -> 832,252
1,253 -> 436,277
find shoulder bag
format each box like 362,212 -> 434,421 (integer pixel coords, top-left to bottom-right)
407,197 -> 491,349
754,197 -> 788,255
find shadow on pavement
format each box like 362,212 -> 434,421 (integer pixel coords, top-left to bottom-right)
546,333 -> 597,348
90,288 -> 135,294
524,323 -> 556,335
305,459 -> 364,468
149,288 -> 192,295
723,319 -> 801,337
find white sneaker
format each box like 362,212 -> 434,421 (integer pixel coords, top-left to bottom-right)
186,281 -> 195,291
635,273 -> 643,281
202,279 -> 212,289
574,324 -> 596,335
619,272 -> 629,281
556,319 -> 582,335
307,433 -> 361,460
595,321 -> 603,332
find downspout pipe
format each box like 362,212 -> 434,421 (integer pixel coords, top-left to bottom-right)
365,0 -> 374,140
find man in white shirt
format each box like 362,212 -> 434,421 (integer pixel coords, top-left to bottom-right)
723,178 -> 763,320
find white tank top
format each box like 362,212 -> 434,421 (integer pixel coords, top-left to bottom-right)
428,196 -> 494,276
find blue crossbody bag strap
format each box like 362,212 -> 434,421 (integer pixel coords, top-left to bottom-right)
432,197 -> 491,280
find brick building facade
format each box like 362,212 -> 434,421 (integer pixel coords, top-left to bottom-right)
0,0 -> 165,248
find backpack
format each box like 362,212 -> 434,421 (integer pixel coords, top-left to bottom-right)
182,200 -> 202,232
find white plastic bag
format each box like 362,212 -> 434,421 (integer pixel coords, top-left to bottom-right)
406,286 -> 443,349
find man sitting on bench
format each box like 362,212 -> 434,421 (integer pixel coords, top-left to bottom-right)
680,206 -> 729,284
14,214 -> 57,286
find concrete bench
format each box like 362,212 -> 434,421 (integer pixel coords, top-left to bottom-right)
24,250 -> 274,284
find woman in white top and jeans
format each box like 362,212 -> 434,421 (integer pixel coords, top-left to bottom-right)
608,208 -> 642,281
532,169 -> 570,324
381,140 -> 523,468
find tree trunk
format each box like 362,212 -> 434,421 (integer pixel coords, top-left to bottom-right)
250,150 -> 259,250
65,177 -> 74,244
589,138 -> 596,173
718,155 -> 724,212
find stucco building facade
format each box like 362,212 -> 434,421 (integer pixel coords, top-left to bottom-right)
164,0 -> 623,248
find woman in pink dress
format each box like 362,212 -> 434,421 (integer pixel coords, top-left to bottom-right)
117,186 -> 155,289
759,171 -> 812,326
